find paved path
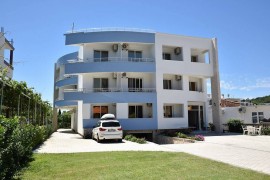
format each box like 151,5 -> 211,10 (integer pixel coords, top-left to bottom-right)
34,129 -> 173,153
161,135 -> 270,175
36,129 -> 270,175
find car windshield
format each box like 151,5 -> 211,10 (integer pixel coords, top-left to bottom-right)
102,122 -> 120,127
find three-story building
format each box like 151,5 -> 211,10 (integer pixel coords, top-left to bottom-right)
53,28 -> 221,136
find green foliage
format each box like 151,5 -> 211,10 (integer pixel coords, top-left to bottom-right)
251,95 -> 270,104
58,111 -> 71,128
262,127 -> 270,135
176,132 -> 188,138
209,123 -> 215,131
0,116 -> 52,179
0,75 -> 52,125
124,134 -> 146,144
227,119 -> 243,133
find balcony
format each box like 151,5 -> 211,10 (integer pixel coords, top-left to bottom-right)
67,57 -> 155,63
65,58 -> 156,74
65,88 -> 156,93
55,76 -> 77,87
64,88 -> 157,103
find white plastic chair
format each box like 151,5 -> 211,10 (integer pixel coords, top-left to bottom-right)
247,126 -> 255,135
255,126 -> 262,135
242,125 -> 248,135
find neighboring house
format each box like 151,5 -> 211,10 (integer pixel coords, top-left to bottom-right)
53,28 -> 221,136
208,97 -> 270,125
0,27 -> 14,79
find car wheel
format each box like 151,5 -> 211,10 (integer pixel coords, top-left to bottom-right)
92,132 -> 95,140
97,134 -> 100,143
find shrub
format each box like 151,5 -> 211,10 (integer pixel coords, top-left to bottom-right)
176,132 -> 188,138
194,135 -> 205,141
209,123 -> 215,131
227,119 -> 243,133
0,116 -> 53,179
124,134 -> 146,144
262,127 -> 270,135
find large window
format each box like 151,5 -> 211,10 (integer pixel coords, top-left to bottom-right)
93,106 -> 108,118
93,78 -> 109,91
163,53 -> 171,60
128,78 -> 142,92
163,80 -> 172,89
252,112 -> 264,123
164,106 -> 172,118
129,105 -> 143,118
189,82 -> 197,91
128,51 -> 142,61
94,50 -> 109,62
258,112 -> 264,122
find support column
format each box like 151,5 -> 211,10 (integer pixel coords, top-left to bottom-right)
211,38 -> 222,133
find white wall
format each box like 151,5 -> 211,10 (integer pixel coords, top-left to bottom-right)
208,105 -> 270,125
155,33 -> 213,129
117,103 -> 128,119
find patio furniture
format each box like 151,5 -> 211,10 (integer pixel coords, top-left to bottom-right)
255,126 -> 262,135
242,125 -> 248,135
247,126 -> 255,135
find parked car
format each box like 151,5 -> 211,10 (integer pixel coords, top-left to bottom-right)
92,114 -> 123,142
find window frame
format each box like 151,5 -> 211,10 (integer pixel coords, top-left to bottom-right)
128,105 -> 143,118
164,106 -> 173,118
93,106 -> 108,119
163,79 -> 172,89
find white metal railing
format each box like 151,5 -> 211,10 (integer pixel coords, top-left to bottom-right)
65,57 -> 155,64
64,88 -> 156,93
56,75 -> 77,82
66,27 -> 155,34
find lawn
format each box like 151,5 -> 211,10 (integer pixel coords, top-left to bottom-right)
20,152 -> 269,180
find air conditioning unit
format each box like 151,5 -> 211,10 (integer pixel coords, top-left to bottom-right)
175,75 -> 181,81
122,43 -> 129,50
146,103 -> 152,107
113,72 -> 117,79
174,47 -> 181,55
112,44 -> 118,52
238,107 -> 246,113
122,72 -> 127,78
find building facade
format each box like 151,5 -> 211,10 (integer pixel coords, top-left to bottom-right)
54,28 -> 221,136
0,27 -> 14,79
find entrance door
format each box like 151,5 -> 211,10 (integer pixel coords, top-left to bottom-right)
188,105 -> 204,130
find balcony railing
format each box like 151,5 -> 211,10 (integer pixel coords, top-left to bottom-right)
64,88 -> 156,93
66,57 -> 155,64
66,27 -> 155,34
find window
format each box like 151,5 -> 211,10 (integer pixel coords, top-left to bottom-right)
94,50 -> 108,62
163,53 -> 171,60
258,112 -> 264,122
191,56 -> 198,62
93,78 -> 109,91
93,106 -> 108,118
129,105 -> 143,118
128,51 -> 142,61
128,78 -> 142,92
163,80 -> 172,89
252,112 -> 258,123
189,82 -> 197,91
164,106 -> 172,118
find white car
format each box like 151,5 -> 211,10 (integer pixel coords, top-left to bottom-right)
92,115 -> 123,142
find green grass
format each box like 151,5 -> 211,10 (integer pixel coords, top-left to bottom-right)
20,152 -> 269,180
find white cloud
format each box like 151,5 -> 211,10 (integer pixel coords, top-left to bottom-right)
220,77 -> 270,91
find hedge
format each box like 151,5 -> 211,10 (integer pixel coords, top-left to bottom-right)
0,116 -> 52,179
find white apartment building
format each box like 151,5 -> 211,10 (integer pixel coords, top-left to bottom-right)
53,28 -> 221,136
0,27 -> 14,79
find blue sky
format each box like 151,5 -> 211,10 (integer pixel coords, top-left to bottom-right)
1,0 -> 270,103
